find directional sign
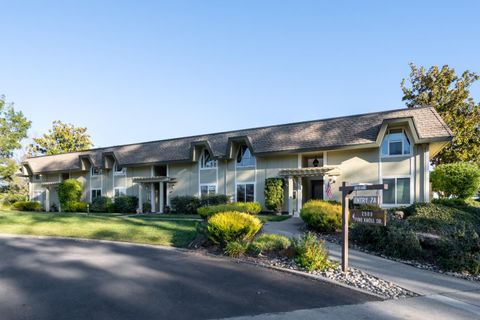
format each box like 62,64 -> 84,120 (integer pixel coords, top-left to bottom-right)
353,196 -> 378,205
350,209 -> 386,226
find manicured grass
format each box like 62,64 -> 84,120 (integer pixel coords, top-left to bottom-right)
258,214 -> 291,222
128,214 -> 201,219
0,210 -> 198,247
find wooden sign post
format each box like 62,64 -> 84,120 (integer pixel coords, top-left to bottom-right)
339,182 -> 388,272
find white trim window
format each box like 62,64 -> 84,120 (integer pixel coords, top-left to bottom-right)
200,149 -> 217,169
382,177 -> 411,205
91,189 -> 102,200
114,163 -> 126,176
114,187 -> 126,197
200,184 -> 216,197
91,167 -> 101,176
236,183 -> 255,202
33,174 -> 42,182
236,145 -> 256,168
381,128 -> 411,157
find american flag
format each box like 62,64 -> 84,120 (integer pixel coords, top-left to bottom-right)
325,181 -> 333,199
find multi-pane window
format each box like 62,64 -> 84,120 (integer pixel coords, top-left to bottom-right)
236,183 -> 255,202
114,163 -> 126,176
236,145 -> 255,167
91,167 -> 101,176
114,187 -> 126,197
200,184 -> 216,197
91,189 -> 102,200
381,129 -> 411,157
200,149 -> 217,169
382,178 -> 411,205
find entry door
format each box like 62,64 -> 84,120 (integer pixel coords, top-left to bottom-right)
311,180 -> 324,200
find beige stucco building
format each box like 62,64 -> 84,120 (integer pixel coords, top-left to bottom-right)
22,107 -> 453,213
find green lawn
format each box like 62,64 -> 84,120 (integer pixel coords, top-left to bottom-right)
258,214 -> 291,222
129,214 -> 202,219
0,210 -> 198,247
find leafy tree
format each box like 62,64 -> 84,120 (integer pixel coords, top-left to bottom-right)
29,120 -> 93,156
401,63 -> 480,165
431,162 -> 480,199
58,179 -> 83,211
264,178 -> 284,213
0,95 -> 31,158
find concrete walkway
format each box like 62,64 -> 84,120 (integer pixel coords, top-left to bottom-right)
261,217 -> 480,319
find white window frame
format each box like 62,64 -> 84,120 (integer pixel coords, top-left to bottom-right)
91,188 -> 102,200
200,184 -> 217,197
114,187 -> 126,197
114,163 -> 127,176
235,182 -> 255,202
236,145 -> 256,168
381,128 -> 412,158
381,176 -> 413,206
33,174 -> 42,181
199,149 -> 217,169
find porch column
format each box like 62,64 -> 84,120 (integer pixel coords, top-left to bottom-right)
138,183 -> 143,213
45,187 -> 50,212
150,182 -> 155,213
159,182 -> 164,213
288,177 -> 294,215
296,177 -> 303,217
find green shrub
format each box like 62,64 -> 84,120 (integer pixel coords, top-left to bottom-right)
170,196 -> 201,214
12,201 -> 42,211
142,202 -> 151,213
113,196 -> 138,213
381,225 -> 423,260
300,200 -> 342,232
207,211 -> 262,245
264,178 -> 284,213
200,194 -> 230,207
431,162 -> 480,199
350,223 -> 387,251
198,202 -> 262,218
63,201 -> 88,212
249,233 -> 291,255
293,232 -> 331,271
224,241 -> 249,257
58,179 -> 83,210
90,196 -> 112,213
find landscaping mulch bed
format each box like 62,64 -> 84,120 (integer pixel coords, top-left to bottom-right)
314,231 -> 480,282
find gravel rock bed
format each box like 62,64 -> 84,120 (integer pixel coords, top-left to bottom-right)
242,256 -> 418,299
314,232 -> 480,282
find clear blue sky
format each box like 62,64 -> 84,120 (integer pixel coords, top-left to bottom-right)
1,0 -> 479,150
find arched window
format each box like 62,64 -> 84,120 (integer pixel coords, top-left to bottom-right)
200,149 -> 217,169
236,145 -> 255,167
381,128 -> 411,157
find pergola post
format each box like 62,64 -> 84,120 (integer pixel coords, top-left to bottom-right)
287,177 -> 294,215
150,182 -> 155,213
296,177 -> 303,217
159,182 -> 164,213
138,183 -> 143,213
45,187 -> 50,212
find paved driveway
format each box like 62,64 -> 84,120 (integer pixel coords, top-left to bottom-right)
0,235 -> 377,320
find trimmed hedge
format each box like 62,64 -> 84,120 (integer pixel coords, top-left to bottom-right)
113,196 -> 138,213
198,202 -> 262,218
207,211 -> 262,245
300,200 -> 342,232
170,196 -> 201,214
12,201 -> 42,212
90,196 -> 112,213
58,179 -> 82,210
264,178 -> 284,213
200,194 -> 230,207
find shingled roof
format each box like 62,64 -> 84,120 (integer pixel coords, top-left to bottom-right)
24,106 -> 453,174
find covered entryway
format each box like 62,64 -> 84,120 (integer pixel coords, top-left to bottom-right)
278,167 -> 340,216
133,177 -> 175,213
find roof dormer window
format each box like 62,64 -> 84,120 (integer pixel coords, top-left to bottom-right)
236,145 -> 255,168
114,163 -> 126,176
200,149 -> 217,169
381,128 -> 411,157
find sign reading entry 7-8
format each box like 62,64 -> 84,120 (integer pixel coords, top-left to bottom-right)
339,182 -> 388,273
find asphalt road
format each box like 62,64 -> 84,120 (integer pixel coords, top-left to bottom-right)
0,236 -> 378,320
